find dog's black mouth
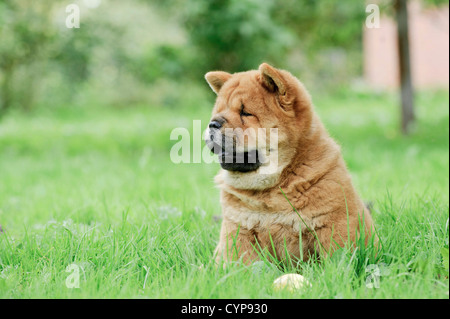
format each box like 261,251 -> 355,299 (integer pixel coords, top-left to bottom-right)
206,140 -> 261,173
219,150 -> 261,172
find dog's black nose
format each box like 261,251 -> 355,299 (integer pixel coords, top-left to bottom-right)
209,121 -> 222,130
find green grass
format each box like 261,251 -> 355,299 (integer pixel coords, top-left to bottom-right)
0,88 -> 448,298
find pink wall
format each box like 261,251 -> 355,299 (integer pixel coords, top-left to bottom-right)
363,1 -> 449,89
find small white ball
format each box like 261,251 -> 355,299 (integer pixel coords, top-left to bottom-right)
273,274 -> 312,292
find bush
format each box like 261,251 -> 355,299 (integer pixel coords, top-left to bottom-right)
184,0 -> 294,74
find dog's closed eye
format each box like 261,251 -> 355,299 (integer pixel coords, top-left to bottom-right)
240,104 -> 253,117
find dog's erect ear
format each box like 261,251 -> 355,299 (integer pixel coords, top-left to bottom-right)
259,63 -> 296,114
205,71 -> 232,94
258,63 -> 287,95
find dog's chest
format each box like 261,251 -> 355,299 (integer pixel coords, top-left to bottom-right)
223,207 -> 302,233
221,189 -> 321,234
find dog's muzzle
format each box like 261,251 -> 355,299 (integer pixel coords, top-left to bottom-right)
206,124 -> 261,173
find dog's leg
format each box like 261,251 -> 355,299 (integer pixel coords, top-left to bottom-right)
214,220 -> 260,266
312,209 -> 378,259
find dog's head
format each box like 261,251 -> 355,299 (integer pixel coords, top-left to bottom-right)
204,63 -> 314,189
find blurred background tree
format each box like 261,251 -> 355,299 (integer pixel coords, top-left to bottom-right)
393,0 -> 448,134
0,0 -> 448,133
0,0 -> 98,114
183,0 -> 294,73
0,0 -> 57,113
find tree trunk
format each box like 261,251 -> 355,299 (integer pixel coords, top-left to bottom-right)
0,66 -> 14,116
395,0 -> 415,134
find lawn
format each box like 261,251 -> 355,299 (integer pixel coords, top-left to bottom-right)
0,88 -> 448,298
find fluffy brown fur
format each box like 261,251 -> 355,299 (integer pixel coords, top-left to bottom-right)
205,63 -> 376,264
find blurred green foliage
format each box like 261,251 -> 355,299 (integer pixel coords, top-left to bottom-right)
0,0 -> 55,112
0,0 -> 98,113
272,0 -> 366,52
183,0 -> 294,73
126,44 -> 192,83
0,0 -> 448,114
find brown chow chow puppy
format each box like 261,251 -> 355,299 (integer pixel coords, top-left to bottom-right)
204,63 -> 376,265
